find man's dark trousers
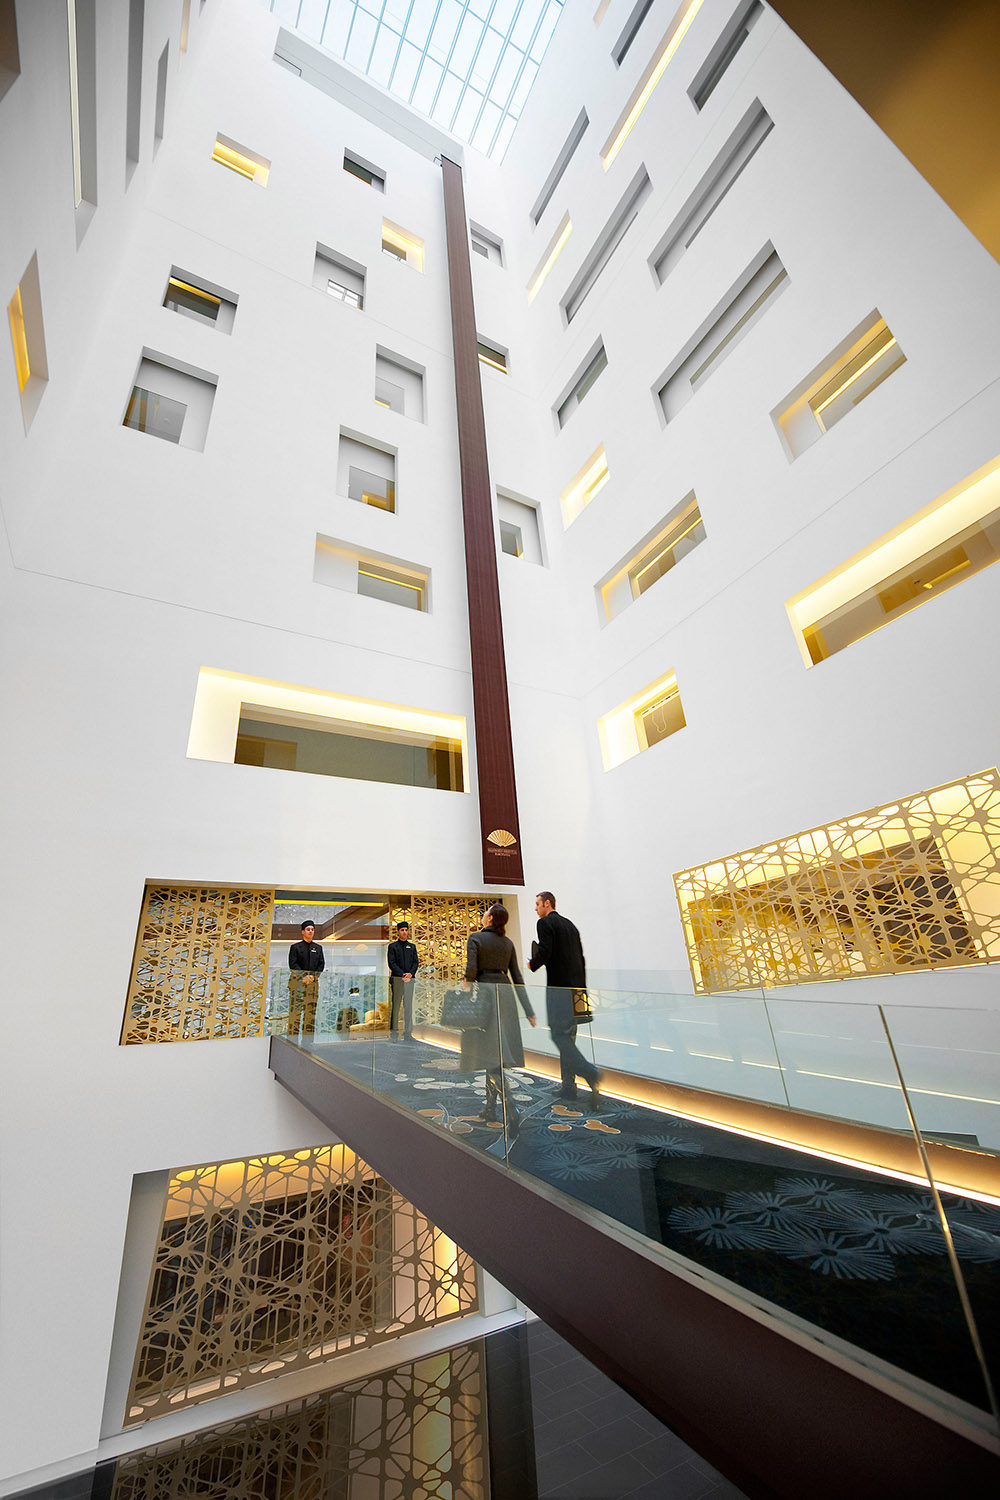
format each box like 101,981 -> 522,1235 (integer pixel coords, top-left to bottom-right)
547,987 -> 598,1096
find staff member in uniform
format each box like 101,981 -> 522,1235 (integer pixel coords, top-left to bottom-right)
288,920 -> 325,1035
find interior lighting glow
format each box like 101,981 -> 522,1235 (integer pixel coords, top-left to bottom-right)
560,444 -> 609,527
602,0 -> 707,169
812,335 -> 898,420
527,214 -> 572,302
7,287 -> 29,391
167,276 -> 221,312
212,138 -> 269,184
381,222 -> 424,271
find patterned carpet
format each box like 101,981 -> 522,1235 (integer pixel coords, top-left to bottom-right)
308,1035 -> 1000,1414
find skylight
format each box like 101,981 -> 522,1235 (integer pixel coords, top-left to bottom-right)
260,0 -> 564,159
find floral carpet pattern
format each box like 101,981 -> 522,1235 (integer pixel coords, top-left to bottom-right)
310,1036 -> 1000,1413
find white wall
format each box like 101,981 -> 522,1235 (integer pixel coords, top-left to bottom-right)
2,0 -> 1000,1482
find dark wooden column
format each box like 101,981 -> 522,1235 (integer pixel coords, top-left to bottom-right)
441,154 -> 524,886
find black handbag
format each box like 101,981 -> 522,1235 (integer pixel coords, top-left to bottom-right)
440,984 -> 491,1030
571,988 -> 594,1024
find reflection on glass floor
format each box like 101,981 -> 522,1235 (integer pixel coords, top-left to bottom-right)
9,1324 -> 746,1500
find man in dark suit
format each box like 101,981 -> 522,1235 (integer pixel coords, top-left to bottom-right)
288,920 -> 325,1035
528,892 -> 602,1106
387,921 -> 420,1040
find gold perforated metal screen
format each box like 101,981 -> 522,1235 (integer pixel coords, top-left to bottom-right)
674,769 -> 1000,992
393,894 -> 489,1024
124,1146 -> 478,1425
121,885 -> 274,1043
113,1340 -> 487,1498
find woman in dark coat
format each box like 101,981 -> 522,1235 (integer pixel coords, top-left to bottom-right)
464,904 -> 537,1131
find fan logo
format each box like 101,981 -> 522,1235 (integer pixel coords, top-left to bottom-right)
486,828 -> 517,856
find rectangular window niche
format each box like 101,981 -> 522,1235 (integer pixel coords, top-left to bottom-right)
381,221 -> 423,272
774,312 -> 906,459
601,0 -> 707,169
375,349 -> 425,419
562,167 -> 651,324
125,0 -> 143,170
599,671 -> 685,769
68,0 -> 98,223
0,0 -> 20,103
314,245 -> 365,309
556,340 -> 607,427
498,491 -> 544,564
163,269 -> 238,332
187,668 -> 467,795
650,99 -> 772,283
786,454 -> 1000,666
470,224 -> 503,264
598,494 -> 705,621
561,444 -> 609,528
673,768 -> 1000,992
477,339 -> 508,375
122,351 -> 217,450
212,133 -> 269,185
531,110 -> 588,226
688,0 -> 763,112
7,252 -> 48,430
314,535 -> 429,612
344,150 -> 385,191
655,241 -> 787,423
154,43 -> 168,148
338,432 -> 396,512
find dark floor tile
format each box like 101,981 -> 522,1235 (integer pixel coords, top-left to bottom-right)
531,1408 -> 594,1458
579,1414 -> 654,1464
543,1449 -> 653,1498
630,1431 -> 691,1477
536,1439 -> 600,1492
623,1459 -> 722,1500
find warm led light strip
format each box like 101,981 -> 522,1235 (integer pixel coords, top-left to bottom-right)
358,567 -> 422,598
602,0 -> 707,170
632,514 -> 702,586
479,353 -> 507,373
7,287 -> 29,392
812,335 -> 898,418
213,141 -> 260,180
527,214 -> 572,302
168,276 -> 221,309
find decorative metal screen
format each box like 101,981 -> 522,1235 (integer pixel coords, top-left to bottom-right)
121,884 -> 274,1044
394,894 -> 489,1025
113,1340 -> 487,1499
674,769 -> 1000,992
125,1146 -> 478,1424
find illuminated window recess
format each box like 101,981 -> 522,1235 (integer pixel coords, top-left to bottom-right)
187,668 -> 468,788
7,285 -> 29,392
381,222 -> 424,272
786,454 -> 1000,666
599,671 -> 684,770
775,314 -> 905,459
600,498 -> 705,622
601,0 -> 707,169
527,213 -> 572,302
477,341 -> 507,374
212,135 -> 269,185
560,445 -> 609,528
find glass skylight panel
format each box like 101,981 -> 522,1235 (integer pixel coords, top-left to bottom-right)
259,0 -> 564,159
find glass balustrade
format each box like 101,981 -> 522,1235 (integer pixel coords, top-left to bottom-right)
285,973 -> 1000,1435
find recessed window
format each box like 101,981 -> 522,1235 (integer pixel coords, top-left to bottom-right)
314,244 -> 365,309
786,454 -> 1000,666
163,270 -> 237,332
344,150 -> 385,191
531,111 -> 588,227
556,342 -> 607,426
562,168 -> 651,324
527,213 -> 572,302
0,0 -> 20,103
122,352 -> 217,451
375,349 -> 425,420
338,433 -> 396,512
774,313 -> 906,459
381,222 -> 423,272
656,242 -> 787,423
688,0 -> 763,112
498,492 -> 544,564
125,0 -> 143,169
7,253 -> 48,430
314,536 -> 429,611
212,133 -> 269,185
154,43 -> 168,147
599,672 -> 685,769
560,445 -> 609,528
470,224 -> 503,265
599,497 -> 705,621
68,0 -> 98,214
477,340 -> 507,374
612,0 -> 654,66
601,0 -> 707,169
499,520 -> 523,557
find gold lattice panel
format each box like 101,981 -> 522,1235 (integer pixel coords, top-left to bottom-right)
121,884 -> 274,1044
392,893 -> 488,1024
113,1341 -> 487,1500
674,769 -> 1000,992
124,1145 -> 478,1424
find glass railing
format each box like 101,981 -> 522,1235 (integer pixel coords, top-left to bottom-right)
285,975 -> 1000,1435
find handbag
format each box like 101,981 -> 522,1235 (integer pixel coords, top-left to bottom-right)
440,984 -> 492,1030
571,988 -> 594,1024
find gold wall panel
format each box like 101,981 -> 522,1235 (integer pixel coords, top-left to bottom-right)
674,770 -> 1000,992
393,893 -> 489,1024
124,1145 -> 478,1425
121,884 -> 274,1044
113,1341 -> 487,1499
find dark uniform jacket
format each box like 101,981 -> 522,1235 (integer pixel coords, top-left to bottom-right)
387,940 -> 420,978
288,939 -> 325,973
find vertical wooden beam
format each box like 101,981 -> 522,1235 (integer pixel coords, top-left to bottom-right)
440,155 -> 524,886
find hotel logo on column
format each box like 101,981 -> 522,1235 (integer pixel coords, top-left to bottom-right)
486,829 -> 518,857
